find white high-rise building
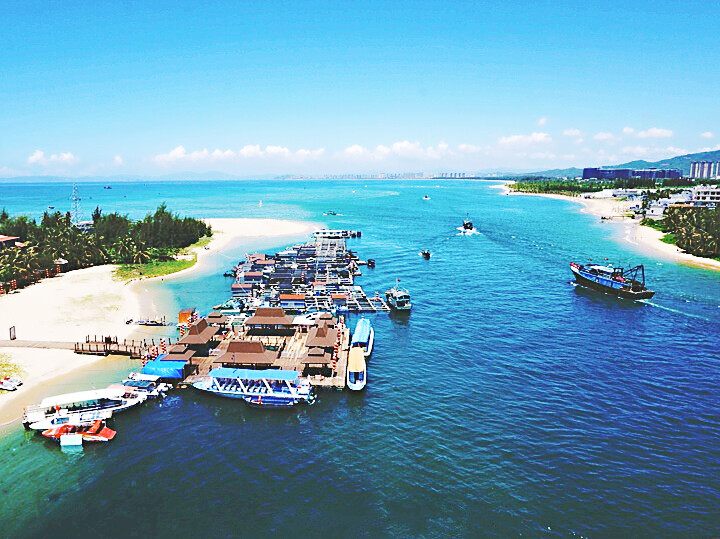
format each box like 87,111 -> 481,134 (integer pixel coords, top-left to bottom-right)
689,161 -> 720,179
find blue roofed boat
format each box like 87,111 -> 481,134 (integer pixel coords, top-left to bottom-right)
350,318 -> 374,358
570,262 -> 655,300
142,359 -> 187,380
192,368 -> 317,407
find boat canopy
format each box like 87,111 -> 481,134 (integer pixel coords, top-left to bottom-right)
123,380 -> 155,390
142,359 -> 186,379
39,387 -> 126,408
209,367 -> 299,382
347,347 -> 366,372
351,319 -> 372,346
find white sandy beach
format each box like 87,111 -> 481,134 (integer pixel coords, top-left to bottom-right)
499,182 -> 720,271
0,217 -> 316,418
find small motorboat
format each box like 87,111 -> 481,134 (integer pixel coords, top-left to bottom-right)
423,195 -> 431,200
385,279 -> 412,311
0,376 -> 23,391
346,347 -> 367,391
420,249 -> 431,260
366,259 -> 376,268
42,420 -> 116,443
323,210 -> 338,216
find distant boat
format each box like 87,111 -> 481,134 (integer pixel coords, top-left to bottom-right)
351,318 -> 374,358
423,195 -> 430,200
103,186 -> 112,189
385,280 -> 412,311
259,200 -> 263,208
420,249 -> 431,260
192,368 -> 317,407
570,262 -> 655,300
323,210 -> 338,216
462,214 -> 474,231
47,205 -> 55,209
346,347 -> 367,391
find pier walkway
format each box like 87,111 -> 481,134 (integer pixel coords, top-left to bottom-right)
0,339 -> 75,350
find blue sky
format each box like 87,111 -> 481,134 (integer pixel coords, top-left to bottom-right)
1,0 -> 719,177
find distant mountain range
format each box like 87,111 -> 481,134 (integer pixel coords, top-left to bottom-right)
533,149 -> 720,178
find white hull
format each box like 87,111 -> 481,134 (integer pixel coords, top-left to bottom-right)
364,328 -> 374,358
347,374 -> 366,391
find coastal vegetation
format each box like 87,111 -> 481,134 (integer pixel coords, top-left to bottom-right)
642,206 -> 720,258
511,177 -> 699,196
0,352 -> 21,379
113,235 -> 213,281
0,204 -> 211,289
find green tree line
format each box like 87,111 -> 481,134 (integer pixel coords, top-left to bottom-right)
0,204 -> 211,288
660,206 -> 720,258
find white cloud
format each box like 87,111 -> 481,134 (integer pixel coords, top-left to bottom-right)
620,145 -> 687,158
341,141 -> 451,160
698,144 -> 720,152
498,132 -> 552,145
27,149 -> 79,166
563,128 -> 581,136
457,143 -> 490,154
529,152 -> 556,159
574,138 -> 584,145
537,117 -> 548,126
700,131 -> 714,139
622,127 -> 635,135
153,144 -> 325,165
113,155 -> 124,166
637,127 -> 673,139
593,132 -> 615,141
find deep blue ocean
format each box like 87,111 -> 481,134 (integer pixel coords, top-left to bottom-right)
1,180 -> 719,537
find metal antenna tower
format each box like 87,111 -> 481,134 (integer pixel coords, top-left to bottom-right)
70,183 -> 81,225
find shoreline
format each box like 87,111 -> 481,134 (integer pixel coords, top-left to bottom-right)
497,183 -> 720,271
0,217 -> 318,421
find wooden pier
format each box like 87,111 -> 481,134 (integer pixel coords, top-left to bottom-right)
73,335 -> 149,359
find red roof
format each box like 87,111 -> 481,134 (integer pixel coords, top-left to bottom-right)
280,294 -> 305,300
231,283 -> 253,289
0,235 -> 19,242
243,272 -> 263,277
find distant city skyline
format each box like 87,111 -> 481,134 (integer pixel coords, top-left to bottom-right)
2,0 -> 719,177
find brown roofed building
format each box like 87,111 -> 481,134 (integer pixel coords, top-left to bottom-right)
178,318 -> 221,354
214,340 -> 278,368
245,307 -> 295,327
306,322 -> 338,349
206,311 -> 229,327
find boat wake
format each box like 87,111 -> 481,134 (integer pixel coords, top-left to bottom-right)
641,300 -> 711,322
456,227 -> 481,236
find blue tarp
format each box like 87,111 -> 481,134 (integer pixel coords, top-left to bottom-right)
351,318 -> 372,346
142,359 -> 186,379
209,367 -> 298,382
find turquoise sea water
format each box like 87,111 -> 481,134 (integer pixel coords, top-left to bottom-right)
1,180 -> 719,537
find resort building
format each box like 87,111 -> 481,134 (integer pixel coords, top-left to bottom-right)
691,185 -> 720,204
0,235 -> 20,249
689,161 -> 720,180
583,168 -> 681,180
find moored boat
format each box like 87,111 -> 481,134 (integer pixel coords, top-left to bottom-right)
23,387 -> 147,430
192,368 -> 317,407
385,280 -> 412,311
570,262 -> 655,300
42,420 -> 116,443
0,376 -> 23,391
346,347 -> 367,391
350,318 -> 374,358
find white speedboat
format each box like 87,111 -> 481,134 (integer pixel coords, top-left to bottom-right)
193,368 -> 317,407
350,318 -> 374,358
122,373 -> 171,398
385,281 -> 412,311
346,347 -> 367,391
23,387 -> 147,430
0,376 -> 23,391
